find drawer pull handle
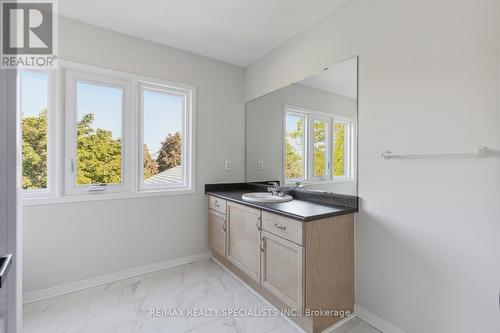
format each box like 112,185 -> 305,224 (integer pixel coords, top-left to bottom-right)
214,201 -> 220,207
260,238 -> 265,252
223,222 -> 226,232
274,223 -> 286,231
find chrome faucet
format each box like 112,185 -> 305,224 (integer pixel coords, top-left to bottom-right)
267,182 -> 285,197
294,181 -> 304,190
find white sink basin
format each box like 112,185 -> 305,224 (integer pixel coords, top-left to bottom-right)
242,192 -> 294,203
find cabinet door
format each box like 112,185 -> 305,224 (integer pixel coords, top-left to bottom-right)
209,209 -> 226,258
261,231 -> 304,313
227,202 -> 261,282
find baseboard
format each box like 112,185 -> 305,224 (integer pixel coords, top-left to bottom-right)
354,304 -> 406,333
23,251 -> 212,304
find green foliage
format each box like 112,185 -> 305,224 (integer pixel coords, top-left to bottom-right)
22,108 -> 183,187
284,118 -> 347,180
313,121 -> 326,177
285,141 -> 303,180
22,109 -> 48,189
76,113 -> 122,185
333,123 -> 345,176
143,144 -> 158,180
285,117 -> 304,180
157,132 -> 182,172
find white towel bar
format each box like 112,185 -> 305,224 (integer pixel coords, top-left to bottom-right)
380,146 -> 487,159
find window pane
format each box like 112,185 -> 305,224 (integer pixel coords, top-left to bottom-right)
20,71 -> 49,190
76,81 -> 123,185
142,89 -> 184,186
333,122 -> 347,177
285,113 -> 305,180
313,120 -> 328,178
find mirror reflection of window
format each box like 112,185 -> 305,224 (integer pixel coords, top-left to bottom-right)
285,112 -> 306,182
333,120 -> 351,179
312,119 -> 329,179
284,110 -> 353,184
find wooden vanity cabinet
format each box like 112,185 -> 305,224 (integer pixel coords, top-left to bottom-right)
226,202 -> 262,283
208,195 -> 354,333
209,195 -> 227,214
208,209 -> 226,258
260,230 -> 304,313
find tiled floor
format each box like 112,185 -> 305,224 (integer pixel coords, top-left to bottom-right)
23,259 -> 380,333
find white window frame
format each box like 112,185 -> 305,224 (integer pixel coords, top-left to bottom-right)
63,68 -> 133,196
20,60 -> 196,206
18,68 -> 58,199
283,107 -> 308,183
138,81 -> 194,193
283,105 -> 355,185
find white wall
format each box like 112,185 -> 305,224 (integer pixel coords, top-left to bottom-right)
246,82 -> 357,194
22,17 -> 246,292
246,1 -> 500,332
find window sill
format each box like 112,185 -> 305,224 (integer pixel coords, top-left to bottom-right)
21,188 -> 196,206
285,179 -> 355,186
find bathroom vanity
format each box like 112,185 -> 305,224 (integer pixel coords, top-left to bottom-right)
205,183 -> 357,333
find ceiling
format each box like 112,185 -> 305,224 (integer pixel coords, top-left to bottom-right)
300,57 -> 358,99
59,0 -> 347,67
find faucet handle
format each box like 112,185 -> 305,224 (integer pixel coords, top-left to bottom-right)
267,186 -> 279,196
268,182 -> 282,196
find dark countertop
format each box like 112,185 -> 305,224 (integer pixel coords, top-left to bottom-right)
206,187 -> 358,222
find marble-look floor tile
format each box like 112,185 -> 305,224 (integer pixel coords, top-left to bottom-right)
327,317 -> 381,333
185,317 -> 242,333
87,303 -> 137,327
23,259 -> 379,333
266,321 -> 303,333
74,322 -> 137,333
23,289 -> 91,333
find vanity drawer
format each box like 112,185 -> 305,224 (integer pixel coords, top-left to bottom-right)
209,196 -> 227,214
262,211 -> 303,245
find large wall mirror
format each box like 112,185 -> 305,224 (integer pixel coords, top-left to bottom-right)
245,56 -> 358,195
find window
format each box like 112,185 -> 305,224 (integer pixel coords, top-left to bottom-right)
311,117 -> 330,179
333,119 -> 352,178
284,106 -> 354,184
284,112 -> 306,181
19,69 -> 54,197
64,69 -> 132,195
76,82 -> 124,185
19,61 -> 195,204
139,82 -> 193,191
